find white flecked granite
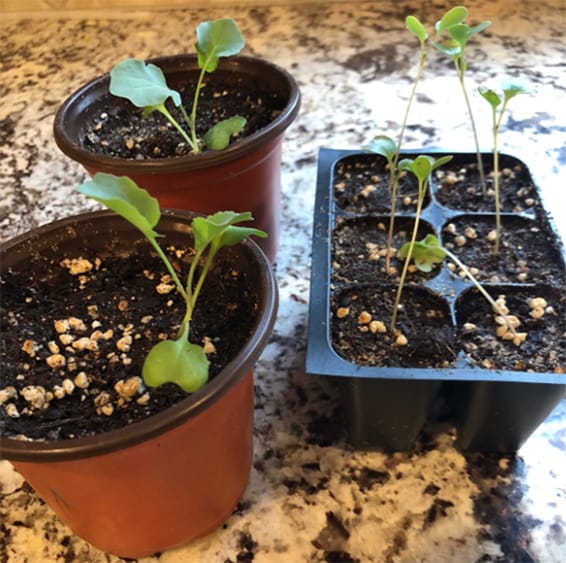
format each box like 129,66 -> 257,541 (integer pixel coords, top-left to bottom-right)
1,1 -> 565,562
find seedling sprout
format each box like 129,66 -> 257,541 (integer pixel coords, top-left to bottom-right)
109,18 -> 246,154
433,13 -> 491,195
478,80 -> 535,254
365,6 -> 467,274
78,173 -> 266,393
390,154 -> 452,332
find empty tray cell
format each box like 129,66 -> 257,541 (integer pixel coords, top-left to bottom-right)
331,284 -> 455,369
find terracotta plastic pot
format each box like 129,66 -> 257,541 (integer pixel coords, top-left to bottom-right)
0,210 -> 278,558
53,54 -> 301,262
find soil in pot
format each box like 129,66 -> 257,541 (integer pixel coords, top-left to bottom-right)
332,216 -> 439,284
433,153 -> 540,214
333,154 -> 427,215
331,284 -> 455,369
456,285 -> 566,372
83,71 -> 286,160
0,237 -> 260,441
441,215 -> 565,286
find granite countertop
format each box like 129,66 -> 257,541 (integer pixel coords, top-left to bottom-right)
1,1 -> 565,561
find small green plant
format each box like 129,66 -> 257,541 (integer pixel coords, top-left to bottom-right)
478,80 -> 535,254
109,18 -> 246,154
433,11 -> 491,195
77,172 -> 266,392
365,6 -> 467,274
400,234 -> 526,345
390,154 -> 452,332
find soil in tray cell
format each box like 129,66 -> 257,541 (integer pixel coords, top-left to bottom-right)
331,284 -> 456,369
433,154 -> 539,214
455,285 -> 566,372
333,154 -> 427,215
441,215 -> 565,286
332,216 -> 439,284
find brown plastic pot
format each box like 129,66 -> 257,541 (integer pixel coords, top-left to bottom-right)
0,210 -> 278,558
53,54 -> 301,263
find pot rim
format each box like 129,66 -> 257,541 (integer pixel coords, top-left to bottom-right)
53,54 -> 301,174
0,209 -> 278,462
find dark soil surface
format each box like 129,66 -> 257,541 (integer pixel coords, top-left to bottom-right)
456,286 -> 566,372
0,242 -> 259,440
333,154 -> 426,215
331,285 -> 456,369
433,154 -> 541,214
82,71 -> 285,159
332,216 -> 438,284
442,215 -> 565,285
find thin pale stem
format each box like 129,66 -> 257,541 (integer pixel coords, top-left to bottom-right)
189,66 -> 208,153
158,105 -> 197,152
390,182 -> 425,332
457,66 -> 487,196
148,238 -> 187,301
443,247 -> 516,336
492,99 -> 508,256
190,243 -> 218,313
385,47 -> 427,274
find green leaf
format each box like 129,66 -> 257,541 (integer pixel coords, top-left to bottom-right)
405,16 -> 427,43
398,155 -> 433,184
436,6 -> 468,33
447,23 -> 471,46
432,39 -> 462,57
363,135 -> 397,162
192,211 -> 266,254
447,21 -> 490,46
77,173 -> 161,239
501,79 -> 535,101
195,18 -> 245,73
142,338 -> 209,393
109,58 -> 182,108
203,115 -> 247,150
478,86 -> 502,109
399,155 -> 452,185
467,21 -> 491,37
399,234 -> 446,272
431,154 -> 453,171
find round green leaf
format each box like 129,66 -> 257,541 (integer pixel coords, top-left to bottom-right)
478,86 -> 502,109
77,173 -> 161,238
436,6 -> 468,33
142,339 -> 209,393
196,18 -> 245,73
406,16 -> 427,43
203,116 -> 247,150
109,58 -> 181,108
363,135 -> 397,162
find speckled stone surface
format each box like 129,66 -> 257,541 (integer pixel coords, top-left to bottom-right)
1,1 -> 565,562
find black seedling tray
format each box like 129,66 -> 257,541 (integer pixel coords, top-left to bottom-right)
306,148 -> 566,452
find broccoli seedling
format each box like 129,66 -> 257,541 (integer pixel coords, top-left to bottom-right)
433,11 -> 491,195
390,154 -> 452,332
478,80 -> 535,254
77,173 -> 266,392
365,6 -> 467,274
109,18 -> 246,155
